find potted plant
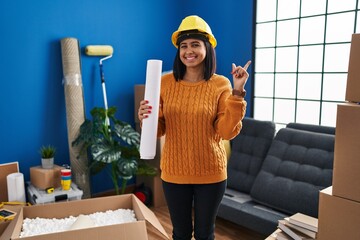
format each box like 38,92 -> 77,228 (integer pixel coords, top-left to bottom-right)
72,106 -> 157,195
39,145 -> 56,169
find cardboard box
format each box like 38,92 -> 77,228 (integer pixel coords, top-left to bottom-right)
30,165 -> 64,190
0,162 -> 19,202
0,205 -> 22,240
0,222 -> 10,237
318,187 -> 360,240
333,103 -> 360,202
134,85 -> 145,123
346,34 -> 360,103
8,194 -> 168,240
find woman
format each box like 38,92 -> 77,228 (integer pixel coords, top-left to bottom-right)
138,15 -> 251,240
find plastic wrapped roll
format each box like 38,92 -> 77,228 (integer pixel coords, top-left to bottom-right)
140,60 -> 162,159
60,37 -> 91,198
7,172 -> 26,202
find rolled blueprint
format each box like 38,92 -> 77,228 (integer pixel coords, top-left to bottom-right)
61,37 -> 91,198
140,60 -> 162,159
7,172 -> 26,202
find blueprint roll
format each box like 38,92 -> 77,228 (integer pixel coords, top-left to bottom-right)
140,59 -> 162,159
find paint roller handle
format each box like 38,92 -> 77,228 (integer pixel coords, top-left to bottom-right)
99,55 -> 113,84
100,64 -> 105,84
99,63 -> 109,109
99,63 -> 109,126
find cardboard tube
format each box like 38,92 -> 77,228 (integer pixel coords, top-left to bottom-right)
140,60 -> 162,159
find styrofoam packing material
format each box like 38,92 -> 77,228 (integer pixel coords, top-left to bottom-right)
20,208 -> 137,237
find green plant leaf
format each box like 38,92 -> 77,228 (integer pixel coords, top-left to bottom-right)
117,158 -> 138,180
106,106 -> 117,117
89,160 -> 107,175
119,145 -> 140,159
72,119 -> 95,158
91,141 -> 122,163
137,160 -> 158,176
113,123 -> 140,147
39,145 -> 56,158
90,107 -> 107,119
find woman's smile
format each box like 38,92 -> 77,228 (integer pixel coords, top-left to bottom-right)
179,39 -> 206,67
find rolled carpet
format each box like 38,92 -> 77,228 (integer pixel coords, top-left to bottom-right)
60,37 -> 91,198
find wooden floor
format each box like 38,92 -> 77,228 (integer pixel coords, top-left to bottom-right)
147,205 -> 266,240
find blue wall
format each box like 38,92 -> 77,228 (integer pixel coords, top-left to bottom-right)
0,0 -> 254,194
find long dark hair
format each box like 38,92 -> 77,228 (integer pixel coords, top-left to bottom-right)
172,40 -> 216,81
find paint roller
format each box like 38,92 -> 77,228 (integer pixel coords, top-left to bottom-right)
85,45 -> 114,126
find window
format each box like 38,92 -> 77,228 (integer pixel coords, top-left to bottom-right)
254,0 -> 358,129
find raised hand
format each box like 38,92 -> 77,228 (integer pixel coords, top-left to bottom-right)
231,60 -> 251,91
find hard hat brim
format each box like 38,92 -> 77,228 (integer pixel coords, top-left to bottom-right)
171,30 -> 217,48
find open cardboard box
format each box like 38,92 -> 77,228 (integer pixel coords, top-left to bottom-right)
0,205 -> 23,240
0,222 -> 10,237
8,194 -> 169,240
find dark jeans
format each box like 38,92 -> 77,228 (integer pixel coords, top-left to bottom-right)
162,180 -> 226,240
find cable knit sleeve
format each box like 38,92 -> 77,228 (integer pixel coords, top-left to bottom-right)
213,75 -> 247,140
157,94 -> 166,137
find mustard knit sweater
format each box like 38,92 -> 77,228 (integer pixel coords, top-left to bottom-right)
158,73 -> 247,184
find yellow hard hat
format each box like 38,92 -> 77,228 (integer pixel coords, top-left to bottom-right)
171,15 -> 217,48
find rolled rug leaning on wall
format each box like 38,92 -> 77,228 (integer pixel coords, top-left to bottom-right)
60,37 -> 91,198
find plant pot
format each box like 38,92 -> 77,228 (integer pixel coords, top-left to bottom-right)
41,157 -> 54,169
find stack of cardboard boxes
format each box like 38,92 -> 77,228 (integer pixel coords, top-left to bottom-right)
134,85 -> 167,208
317,34 -> 360,240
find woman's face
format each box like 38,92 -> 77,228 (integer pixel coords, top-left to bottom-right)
179,38 -> 206,68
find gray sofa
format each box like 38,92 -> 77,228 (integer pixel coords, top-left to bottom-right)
217,118 -> 335,236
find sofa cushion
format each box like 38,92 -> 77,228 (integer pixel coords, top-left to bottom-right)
250,127 -> 334,217
286,122 -> 335,135
218,193 -> 288,235
227,118 -> 275,193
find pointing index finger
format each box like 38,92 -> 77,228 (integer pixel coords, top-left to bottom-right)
243,60 -> 252,71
